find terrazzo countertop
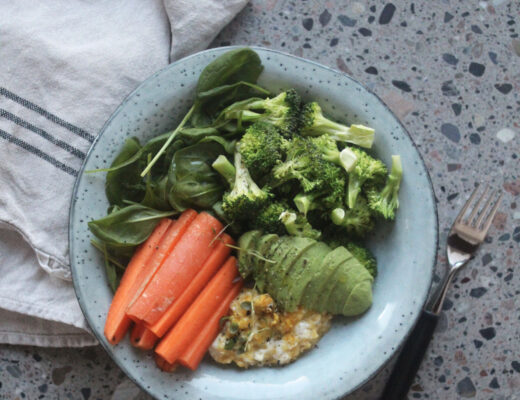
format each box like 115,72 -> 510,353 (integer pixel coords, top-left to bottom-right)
1,1 -> 518,399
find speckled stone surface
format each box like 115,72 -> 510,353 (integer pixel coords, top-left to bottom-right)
0,1 -> 518,399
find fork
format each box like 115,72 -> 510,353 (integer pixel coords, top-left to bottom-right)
381,185 -> 503,400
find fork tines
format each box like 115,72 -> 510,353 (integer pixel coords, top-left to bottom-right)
455,185 -> 503,232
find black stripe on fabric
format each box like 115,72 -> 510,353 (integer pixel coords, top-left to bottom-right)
0,87 -> 95,142
0,109 -> 86,160
0,128 -> 78,177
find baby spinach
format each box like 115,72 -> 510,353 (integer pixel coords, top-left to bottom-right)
105,137 -> 145,207
88,204 -> 176,247
167,141 -> 226,211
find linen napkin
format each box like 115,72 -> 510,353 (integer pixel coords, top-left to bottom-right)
0,0 -> 247,347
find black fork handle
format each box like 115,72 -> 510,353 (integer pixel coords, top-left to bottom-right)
381,309 -> 439,400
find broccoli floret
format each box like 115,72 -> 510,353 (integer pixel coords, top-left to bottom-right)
224,89 -> 302,136
293,183 -> 345,216
367,155 -> 403,220
311,135 -> 358,173
251,200 -> 291,235
221,151 -> 270,221
279,211 -> 321,240
271,136 -> 345,194
300,102 -> 375,149
330,197 -> 375,237
346,147 -> 387,209
212,155 -> 236,187
281,212 -> 319,238
238,122 -> 286,177
345,242 -> 377,278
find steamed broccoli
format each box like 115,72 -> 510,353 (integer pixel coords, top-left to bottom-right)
212,155 -> 236,187
310,135 -> 358,173
224,89 -> 302,136
346,147 -> 387,209
238,122 -> 286,177
330,197 -> 375,237
300,102 -> 375,149
271,136 -> 345,193
251,200 -> 292,235
293,183 -> 345,216
221,151 -> 270,221
345,242 -> 377,278
367,155 -> 403,220
279,210 -> 321,240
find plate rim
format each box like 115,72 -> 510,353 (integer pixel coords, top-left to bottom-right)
69,45 -> 439,399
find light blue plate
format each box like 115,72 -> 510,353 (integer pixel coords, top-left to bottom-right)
69,46 -> 437,400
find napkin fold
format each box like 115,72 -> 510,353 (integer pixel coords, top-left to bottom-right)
0,0 -> 247,347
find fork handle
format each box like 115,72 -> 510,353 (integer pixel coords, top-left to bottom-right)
381,310 -> 439,400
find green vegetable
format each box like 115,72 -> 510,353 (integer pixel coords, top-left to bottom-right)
271,136 -> 344,193
238,232 -> 374,316
212,155 -> 236,187
300,102 -> 375,149
345,243 -> 378,278
88,204 -> 176,247
238,122 -> 286,177
330,197 -> 375,237
223,89 -> 302,136
310,135 -> 358,173
346,147 -> 387,209
221,151 -> 270,221
104,137 -> 144,207
250,200 -> 291,235
367,155 -> 403,220
279,211 -> 321,240
167,141 -> 227,210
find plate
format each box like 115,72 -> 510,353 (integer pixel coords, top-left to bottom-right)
69,46 -> 438,400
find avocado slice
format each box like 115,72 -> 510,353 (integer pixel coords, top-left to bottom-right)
269,237 -> 316,306
262,236 -> 295,296
237,230 -> 262,278
300,246 -> 352,311
325,255 -> 374,315
342,279 -> 373,316
283,241 -> 331,312
251,234 -> 280,292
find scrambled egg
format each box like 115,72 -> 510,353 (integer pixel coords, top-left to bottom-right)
209,288 -> 331,368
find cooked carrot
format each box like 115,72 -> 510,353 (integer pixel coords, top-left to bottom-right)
104,218 -> 172,345
155,256 -> 239,364
127,212 -> 225,326
155,354 -> 177,372
130,323 -> 158,350
125,209 -> 198,323
178,281 -> 243,370
147,233 -> 234,337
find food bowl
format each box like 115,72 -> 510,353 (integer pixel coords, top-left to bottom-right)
69,46 -> 437,400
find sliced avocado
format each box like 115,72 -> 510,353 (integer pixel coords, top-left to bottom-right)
342,279 -> 373,316
262,236 -> 294,295
237,230 -> 262,278
301,246 -> 352,311
283,241 -> 331,312
269,237 -> 316,306
325,255 -> 373,315
251,234 -> 280,292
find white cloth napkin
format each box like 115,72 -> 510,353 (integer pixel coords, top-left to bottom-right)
0,0 -> 247,347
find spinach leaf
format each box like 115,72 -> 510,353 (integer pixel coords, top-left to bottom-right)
198,136 -> 236,154
105,137 -> 145,207
88,204 -> 176,247
102,242 -> 120,292
167,142 -> 226,210
196,48 -> 263,95
142,175 -> 171,211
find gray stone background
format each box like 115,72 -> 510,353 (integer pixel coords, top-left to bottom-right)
0,0 -> 518,399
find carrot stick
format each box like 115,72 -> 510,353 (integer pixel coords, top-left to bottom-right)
155,256 -> 239,364
130,323 -> 158,350
155,354 -> 177,372
127,212 -> 225,326
147,233 -> 234,337
104,218 -> 172,345
125,209 -> 198,323
178,280 -> 243,370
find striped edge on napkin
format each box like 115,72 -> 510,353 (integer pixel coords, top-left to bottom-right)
0,0 -> 247,347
